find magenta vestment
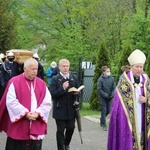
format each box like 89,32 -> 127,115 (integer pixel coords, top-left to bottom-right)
0,73 -> 51,140
107,71 -> 150,150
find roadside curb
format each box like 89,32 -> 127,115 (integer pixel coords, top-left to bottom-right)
83,115 -> 110,125
83,116 -> 100,124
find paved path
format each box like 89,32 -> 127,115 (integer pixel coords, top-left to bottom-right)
0,115 -> 108,150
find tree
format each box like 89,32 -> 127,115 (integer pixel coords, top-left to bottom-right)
116,40 -> 132,81
129,9 -> 150,53
0,0 -> 19,53
145,51 -> 150,75
132,0 -> 137,13
89,39 -> 110,110
87,0 -> 134,57
145,0 -> 150,18
15,0 -> 93,71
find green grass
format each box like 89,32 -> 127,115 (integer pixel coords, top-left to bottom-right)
80,103 -> 100,116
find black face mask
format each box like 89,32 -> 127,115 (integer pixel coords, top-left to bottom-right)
8,58 -> 15,62
33,57 -> 39,62
1,58 -> 6,62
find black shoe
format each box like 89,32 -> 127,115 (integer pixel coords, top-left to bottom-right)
103,126 -> 107,131
65,145 -> 70,150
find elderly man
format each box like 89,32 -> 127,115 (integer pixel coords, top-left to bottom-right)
0,58 -> 52,150
107,49 -> 150,150
50,59 -> 80,150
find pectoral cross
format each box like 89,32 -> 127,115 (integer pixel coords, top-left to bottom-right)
133,83 -> 143,88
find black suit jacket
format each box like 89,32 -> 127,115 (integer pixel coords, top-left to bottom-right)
49,73 -> 79,120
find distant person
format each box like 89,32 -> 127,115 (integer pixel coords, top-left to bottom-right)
0,53 -> 6,63
107,49 -> 150,150
46,61 -> 57,86
33,53 -> 44,80
1,52 -> 19,87
119,65 -> 130,80
0,53 -> 6,71
0,58 -> 52,150
97,66 -> 116,131
49,59 -> 80,150
0,52 -> 19,99
0,53 -> 6,100
51,65 -> 60,77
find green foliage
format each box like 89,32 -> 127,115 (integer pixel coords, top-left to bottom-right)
15,0 -> 93,71
14,0 -> 150,70
89,39 -> 110,110
0,0 -> 18,53
87,0 -> 133,56
80,103 -> 99,116
129,8 -> 150,52
146,51 -> 150,75
116,40 -> 132,81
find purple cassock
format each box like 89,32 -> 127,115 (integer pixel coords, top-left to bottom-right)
107,71 -> 150,150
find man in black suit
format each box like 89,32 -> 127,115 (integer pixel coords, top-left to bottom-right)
50,59 -> 80,150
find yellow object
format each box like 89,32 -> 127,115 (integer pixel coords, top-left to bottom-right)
6,49 -> 33,64
68,85 -> 85,92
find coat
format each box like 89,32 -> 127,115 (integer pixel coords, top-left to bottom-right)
49,73 -> 79,120
1,61 -> 19,87
97,74 -> 116,101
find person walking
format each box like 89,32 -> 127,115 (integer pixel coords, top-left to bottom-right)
45,61 -> 57,86
0,52 -> 19,99
0,58 -> 52,150
0,53 -> 6,100
51,65 -> 60,77
33,53 -> 45,80
49,59 -> 80,150
97,66 -> 116,131
107,49 -> 150,150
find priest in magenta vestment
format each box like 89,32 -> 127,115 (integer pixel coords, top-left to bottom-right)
0,58 -> 52,150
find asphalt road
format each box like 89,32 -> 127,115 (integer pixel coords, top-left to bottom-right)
0,115 -> 107,150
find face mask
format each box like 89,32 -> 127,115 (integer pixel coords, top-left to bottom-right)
106,72 -> 111,76
1,58 -> 6,62
33,58 -> 39,62
8,58 -> 15,62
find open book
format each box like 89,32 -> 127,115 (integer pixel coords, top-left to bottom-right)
68,85 -> 85,92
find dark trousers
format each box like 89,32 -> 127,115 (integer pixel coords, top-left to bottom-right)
5,137 -> 42,150
100,98 -> 111,126
55,119 -> 75,150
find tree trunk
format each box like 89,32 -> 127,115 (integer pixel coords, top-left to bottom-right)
145,0 -> 149,18
132,0 -> 136,13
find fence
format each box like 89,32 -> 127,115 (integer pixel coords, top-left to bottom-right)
82,75 -> 94,102
79,65 -> 95,103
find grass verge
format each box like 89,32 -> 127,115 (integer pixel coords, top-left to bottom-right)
80,103 -> 100,116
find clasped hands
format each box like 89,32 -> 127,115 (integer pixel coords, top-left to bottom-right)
26,112 -> 39,121
139,96 -> 146,104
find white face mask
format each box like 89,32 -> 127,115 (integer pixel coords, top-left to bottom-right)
106,72 -> 111,76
